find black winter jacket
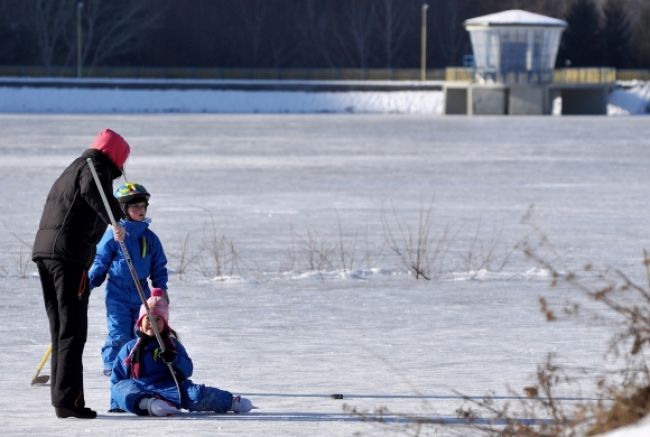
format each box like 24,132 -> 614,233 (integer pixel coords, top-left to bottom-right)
32,149 -> 124,268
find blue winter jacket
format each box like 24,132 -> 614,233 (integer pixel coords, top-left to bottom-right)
110,335 -> 193,411
89,218 -> 168,301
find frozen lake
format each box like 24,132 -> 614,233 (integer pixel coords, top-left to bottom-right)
1,114 -> 649,436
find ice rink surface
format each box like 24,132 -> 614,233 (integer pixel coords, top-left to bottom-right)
1,114 -> 649,436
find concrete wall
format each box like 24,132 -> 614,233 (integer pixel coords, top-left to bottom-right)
508,85 -> 548,115
558,88 -> 608,115
469,86 -> 507,115
444,87 -> 468,114
442,83 -> 609,116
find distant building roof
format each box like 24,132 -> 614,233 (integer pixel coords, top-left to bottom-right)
464,9 -> 567,28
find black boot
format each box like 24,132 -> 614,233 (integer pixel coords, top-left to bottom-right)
55,405 -> 97,419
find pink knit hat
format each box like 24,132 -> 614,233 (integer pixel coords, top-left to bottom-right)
137,288 -> 169,328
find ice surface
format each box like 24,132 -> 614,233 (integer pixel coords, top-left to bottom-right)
1,114 -> 649,436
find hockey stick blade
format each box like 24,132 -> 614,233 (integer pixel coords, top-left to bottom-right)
31,375 -> 50,385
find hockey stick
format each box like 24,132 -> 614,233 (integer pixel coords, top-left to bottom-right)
85,158 -> 182,401
30,344 -> 52,385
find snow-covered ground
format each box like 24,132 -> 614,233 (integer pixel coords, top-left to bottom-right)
0,78 -> 648,114
1,113 -> 650,436
608,81 -> 650,115
0,79 -> 445,114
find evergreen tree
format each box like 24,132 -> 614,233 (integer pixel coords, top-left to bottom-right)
558,0 -> 603,67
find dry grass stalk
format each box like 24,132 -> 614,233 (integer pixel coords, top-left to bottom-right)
382,204 -> 450,280
195,211 -> 241,279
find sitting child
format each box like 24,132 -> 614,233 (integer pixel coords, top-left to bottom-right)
110,288 -> 253,416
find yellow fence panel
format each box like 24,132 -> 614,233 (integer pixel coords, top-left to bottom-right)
0,66 -> 647,83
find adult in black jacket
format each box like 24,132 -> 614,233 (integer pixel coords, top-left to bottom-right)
33,128 -> 130,419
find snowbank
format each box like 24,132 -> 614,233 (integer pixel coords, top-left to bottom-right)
608,82 -> 650,115
0,78 -> 647,115
0,78 -> 444,114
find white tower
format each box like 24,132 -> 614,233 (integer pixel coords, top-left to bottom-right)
464,10 -> 567,84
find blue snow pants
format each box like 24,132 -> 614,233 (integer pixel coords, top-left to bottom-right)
102,293 -> 142,374
112,379 -> 234,415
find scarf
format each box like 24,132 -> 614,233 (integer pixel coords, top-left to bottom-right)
123,329 -> 177,379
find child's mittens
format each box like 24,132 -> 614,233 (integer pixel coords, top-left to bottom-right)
88,272 -> 105,289
157,349 -> 176,363
231,395 -> 254,414
139,397 -> 179,417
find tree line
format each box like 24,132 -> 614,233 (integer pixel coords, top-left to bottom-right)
0,0 -> 648,72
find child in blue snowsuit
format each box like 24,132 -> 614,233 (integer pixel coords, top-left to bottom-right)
110,288 -> 253,415
89,182 -> 168,376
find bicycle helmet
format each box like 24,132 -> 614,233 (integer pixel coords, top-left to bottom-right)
114,182 -> 150,213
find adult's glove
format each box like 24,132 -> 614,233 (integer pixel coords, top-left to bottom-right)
157,349 -> 176,363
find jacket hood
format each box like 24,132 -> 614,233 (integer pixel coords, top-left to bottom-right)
90,128 -> 131,168
81,148 -> 123,179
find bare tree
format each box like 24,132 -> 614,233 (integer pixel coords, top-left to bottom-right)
293,0 -> 338,68
375,0 -> 415,68
11,0 -> 72,69
222,0 -> 272,67
265,1 -> 299,68
77,0 -> 169,68
630,0 -> 650,67
331,0 -> 378,69
0,0 -> 168,69
428,0 -> 473,67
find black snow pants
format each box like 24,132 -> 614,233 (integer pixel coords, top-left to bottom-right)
36,259 -> 90,409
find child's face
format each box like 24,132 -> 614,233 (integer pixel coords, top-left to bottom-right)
140,314 -> 165,336
126,202 -> 147,221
